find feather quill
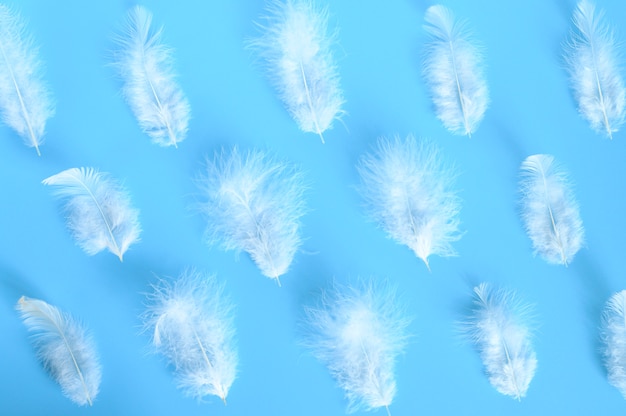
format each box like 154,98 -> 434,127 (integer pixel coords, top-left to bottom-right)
197,147 -> 306,285
16,296 -> 101,406
0,5 -> 54,155
357,135 -> 462,270
42,167 -> 141,261
142,270 -> 237,403
302,280 -> 409,414
422,5 -> 488,137
519,154 -> 584,266
601,290 -> 626,398
249,0 -> 344,143
466,283 -> 537,400
112,5 -> 190,147
564,0 -> 625,139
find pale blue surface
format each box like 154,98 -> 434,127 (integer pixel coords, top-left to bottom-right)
1,0 -> 626,415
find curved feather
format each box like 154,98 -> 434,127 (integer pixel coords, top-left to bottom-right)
250,0 -> 344,143
42,167 -> 141,261
16,296 -> 101,406
601,290 -> 626,398
113,5 -> 190,147
303,280 -> 409,414
0,5 -> 54,155
519,154 -> 584,266
467,283 -> 536,400
564,0 -> 625,139
197,147 -> 306,285
357,135 -> 462,270
423,5 -> 488,137
142,270 -> 238,403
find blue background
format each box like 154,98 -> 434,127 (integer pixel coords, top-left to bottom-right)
1,0 -> 626,415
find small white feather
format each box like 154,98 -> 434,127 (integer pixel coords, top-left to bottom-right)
142,270 -> 238,403
250,0 -> 344,143
423,5 -> 489,137
564,0 -> 625,139
113,5 -> 190,147
197,147 -> 306,285
42,167 -> 141,261
519,154 -> 584,266
0,5 -> 54,155
357,135 -> 462,270
16,296 -> 101,406
601,290 -> 626,398
466,283 -> 537,400
303,280 -> 409,414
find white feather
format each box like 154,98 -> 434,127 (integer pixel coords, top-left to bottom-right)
519,154 -> 584,266
357,135 -> 462,270
250,0 -> 344,143
0,5 -> 54,155
303,280 -> 409,414
142,270 -> 238,403
113,5 -> 190,147
423,5 -> 489,137
466,283 -> 537,400
16,296 -> 101,406
601,290 -> 626,398
197,147 -> 306,285
42,167 -> 141,261
564,0 -> 625,139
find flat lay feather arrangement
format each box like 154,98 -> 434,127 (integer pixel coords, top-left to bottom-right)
3,0 -> 626,415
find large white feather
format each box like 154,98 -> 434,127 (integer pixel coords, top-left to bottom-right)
466,283 -> 537,400
519,154 -> 584,266
250,0 -> 344,143
564,0 -> 625,139
197,147 -> 306,285
0,5 -> 54,155
142,270 -> 238,403
357,135 -> 462,270
113,5 -> 190,147
16,296 -> 101,406
303,280 -> 409,414
423,5 -> 488,137
42,167 -> 141,261
601,290 -> 626,398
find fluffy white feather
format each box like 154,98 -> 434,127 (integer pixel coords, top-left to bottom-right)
564,0 -> 625,139
357,135 -> 462,270
601,290 -> 626,398
519,154 -> 584,266
250,0 -> 344,143
423,5 -> 488,137
197,147 -> 306,285
0,5 -> 54,155
113,5 -> 190,147
142,270 -> 237,403
16,296 -> 101,406
466,283 -> 537,400
303,280 -> 409,414
42,167 -> 141,261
